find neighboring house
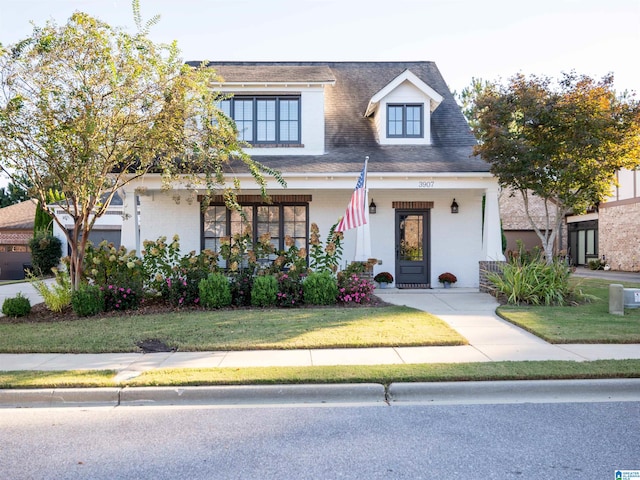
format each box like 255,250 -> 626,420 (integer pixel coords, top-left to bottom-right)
499,188 -> 562,255
118,61 -> 505,288
51,192 -> 126,256
502,167 -> 639,270
568,167 -> 640,271
0,199 -> 36,280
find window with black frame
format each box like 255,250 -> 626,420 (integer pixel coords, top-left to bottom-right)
219,96 -> 301,144
387,104 -> 423,138
203,203 -> 308,267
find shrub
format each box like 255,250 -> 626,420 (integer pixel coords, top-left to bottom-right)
251,275 -> 278,307
29,231 -> 62,276
338,274 -> 375,304
71,284 -> 104,317
199,273 -> 232,309
308,222 -> 343,274
163,265 -> 209,307
84,241 -> 144,292
2,293 -> 31,317
230,269 -> 253,307
588,258 -> 605,270
101,284 -> 140,311
487,258 -> 571,306
29,269 -> 72,312
303,271 -> 338,305
276,272 -> 304,307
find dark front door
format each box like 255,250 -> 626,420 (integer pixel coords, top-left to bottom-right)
395,210 -> 430,287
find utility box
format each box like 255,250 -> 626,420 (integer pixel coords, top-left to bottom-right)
623,288 -> 640,309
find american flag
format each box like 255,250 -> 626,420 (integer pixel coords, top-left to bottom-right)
335,160 -> 368,232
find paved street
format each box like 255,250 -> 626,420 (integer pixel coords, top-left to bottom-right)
1,398 -> 638,479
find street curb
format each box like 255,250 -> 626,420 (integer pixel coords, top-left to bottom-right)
387,379 -> 640,404
0,388 -> 120,408
3,379 -> 640,408
119,384 -> 386,406
0,384 -> 387,408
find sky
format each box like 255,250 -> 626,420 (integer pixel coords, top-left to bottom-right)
1,0 -> 639,187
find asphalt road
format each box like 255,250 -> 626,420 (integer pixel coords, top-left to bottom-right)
1,400 -> 638,479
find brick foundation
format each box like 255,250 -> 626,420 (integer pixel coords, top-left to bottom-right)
479,260 -> 506,294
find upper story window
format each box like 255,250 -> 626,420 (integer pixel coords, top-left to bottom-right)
220,96 -> 301,145
387,104 -> 423,138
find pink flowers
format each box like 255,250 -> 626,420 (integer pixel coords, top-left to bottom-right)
338,274 -> 375,304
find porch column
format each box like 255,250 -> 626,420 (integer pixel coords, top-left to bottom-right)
483,185 -> 505,261
120,187 -> 139,254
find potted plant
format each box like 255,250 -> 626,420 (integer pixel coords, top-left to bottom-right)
374,271 -> 394,288
438,272 -> 457,288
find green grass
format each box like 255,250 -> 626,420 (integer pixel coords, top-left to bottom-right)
2,360 -> 639,389
497,277 -> 640,343
0,306 -> 466,353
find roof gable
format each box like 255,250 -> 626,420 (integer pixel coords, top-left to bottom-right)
364,69 -> 444,117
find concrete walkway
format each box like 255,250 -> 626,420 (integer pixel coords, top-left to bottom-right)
1,280 -> 639,381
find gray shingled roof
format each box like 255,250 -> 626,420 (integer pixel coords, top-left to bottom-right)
186,61 -> 488,174
0,199 -> 36,230
207,65 -> 336,84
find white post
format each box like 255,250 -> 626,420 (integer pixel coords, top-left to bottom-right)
483,184 -> 506,261
120,187 -> 139,253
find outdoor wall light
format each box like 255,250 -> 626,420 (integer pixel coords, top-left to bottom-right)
369,199 -> 377,214
450,198 -> 459,214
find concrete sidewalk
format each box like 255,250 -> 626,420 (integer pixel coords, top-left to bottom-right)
1,285 -> 639,383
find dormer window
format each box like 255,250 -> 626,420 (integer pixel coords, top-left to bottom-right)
387,104 -> 424,138
220,96 -> 301,145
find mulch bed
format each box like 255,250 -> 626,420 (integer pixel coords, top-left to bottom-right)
1,295 -> 393,324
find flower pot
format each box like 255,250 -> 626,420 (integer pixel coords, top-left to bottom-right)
443,281 -> 451,288
378,282 -> 388,289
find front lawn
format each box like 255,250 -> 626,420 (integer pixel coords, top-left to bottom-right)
0,305 -> 466,353
497,277 -> 640,343
2,359 -> 640,389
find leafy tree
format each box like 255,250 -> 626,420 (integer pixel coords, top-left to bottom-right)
0,181 -> 29,207
454,76 -> 494,130
471,72 -> 640,263
0,5 -> 284,289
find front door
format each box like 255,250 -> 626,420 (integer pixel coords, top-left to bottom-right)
395,210 -> 430,287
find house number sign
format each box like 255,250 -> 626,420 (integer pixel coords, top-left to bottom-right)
418,180 -> 435,188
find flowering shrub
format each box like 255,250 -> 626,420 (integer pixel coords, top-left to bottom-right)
275,272 -> 304,307
230,269 -> 253,306
83,241 -> 144,291
165,275 -> 200,307
438,272 -> 457,284
142,235 -> 183,293
308,222 -> 343,274
338,274 -> 375,304
101,285 -> 140,311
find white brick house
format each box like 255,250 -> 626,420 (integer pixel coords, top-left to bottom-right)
118,61 -> 505,288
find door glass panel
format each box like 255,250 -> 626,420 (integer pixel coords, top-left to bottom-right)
399,214 -> 423,261
586,229 -> 595,255
578,230 -> 586,265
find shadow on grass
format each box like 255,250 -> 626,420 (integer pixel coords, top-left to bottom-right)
0,305 -> 466,353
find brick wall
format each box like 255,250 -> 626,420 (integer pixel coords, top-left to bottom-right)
599,200 -> 640,272
479,260 -> 505,294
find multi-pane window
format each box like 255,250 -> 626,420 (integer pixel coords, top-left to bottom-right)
387,104 -> 423,138
219,96 -> 301,144
203,203 -> 308,265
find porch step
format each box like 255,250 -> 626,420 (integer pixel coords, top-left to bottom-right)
396,283 -> 430,289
